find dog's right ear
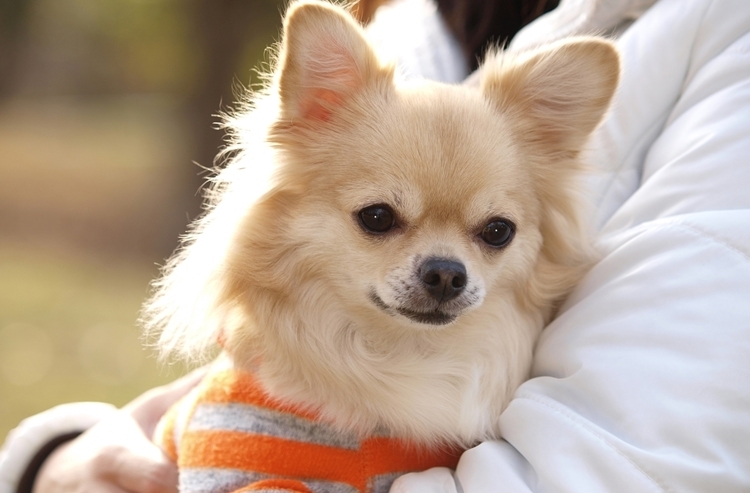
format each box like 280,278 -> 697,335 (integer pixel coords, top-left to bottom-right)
275,0 -> 390,126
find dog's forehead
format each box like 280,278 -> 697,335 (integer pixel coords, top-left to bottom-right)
334,83 -> 533,221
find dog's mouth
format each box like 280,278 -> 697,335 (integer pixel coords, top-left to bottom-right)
369,292 -> 457,326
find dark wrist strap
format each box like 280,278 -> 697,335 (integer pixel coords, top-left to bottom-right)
16,431 -> 82,493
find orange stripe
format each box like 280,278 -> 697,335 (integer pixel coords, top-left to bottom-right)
234,479 -> 312,492
362,437 -> 462,477
178,429 -> 366,491
199,370 -> 319,420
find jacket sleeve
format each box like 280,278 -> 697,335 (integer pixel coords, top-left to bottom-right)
365,0 -> 468,83
393,0 -> 750,491
0,402 -> 117,493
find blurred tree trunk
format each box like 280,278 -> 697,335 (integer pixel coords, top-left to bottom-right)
161,0 -> 268,256
0,0 -> 33,99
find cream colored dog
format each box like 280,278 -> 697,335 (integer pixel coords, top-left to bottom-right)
144,0 -> 619,453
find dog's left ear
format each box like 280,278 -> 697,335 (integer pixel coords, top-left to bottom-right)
481,38 -> 620,154
275,0 -> 390,125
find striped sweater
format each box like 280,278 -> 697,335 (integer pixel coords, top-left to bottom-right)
156,367 -> 462,493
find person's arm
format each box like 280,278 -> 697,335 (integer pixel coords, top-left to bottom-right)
0,402 -> 117,493
0,368 -> 205,493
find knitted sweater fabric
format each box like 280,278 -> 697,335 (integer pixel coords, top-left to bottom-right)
156,367 -> 462,493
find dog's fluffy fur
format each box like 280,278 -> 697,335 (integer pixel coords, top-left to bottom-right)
143,1 -> 619,447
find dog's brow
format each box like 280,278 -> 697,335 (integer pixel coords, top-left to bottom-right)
392,192 -> 404,208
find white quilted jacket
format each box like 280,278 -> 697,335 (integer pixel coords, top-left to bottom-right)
384,0 -> 750,491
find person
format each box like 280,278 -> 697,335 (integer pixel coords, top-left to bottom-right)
2,0 -> 750,491
0,369 -> 206,493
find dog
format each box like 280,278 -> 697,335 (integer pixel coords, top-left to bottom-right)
143,1 -> 620,491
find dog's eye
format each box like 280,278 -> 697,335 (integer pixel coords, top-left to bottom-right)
480,219 -> 515,248
358,205 -> 395,234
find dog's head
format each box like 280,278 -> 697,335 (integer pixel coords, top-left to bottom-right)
143,0 -> 619,444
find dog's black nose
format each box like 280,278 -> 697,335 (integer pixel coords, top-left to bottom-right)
419,258 -> 467,303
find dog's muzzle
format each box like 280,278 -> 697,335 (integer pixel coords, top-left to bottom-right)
370,257 -> 473,326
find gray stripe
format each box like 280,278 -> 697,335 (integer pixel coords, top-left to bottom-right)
188,402 -> 361,450
180,468 -> 268,493
180,468 -> 357,493
368,473 -> 401,493
305,478 -> 358,493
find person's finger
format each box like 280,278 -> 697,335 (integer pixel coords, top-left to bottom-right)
108,450 -> 179,493
33,441 -> 132,493
125,366 -> 207,414
97,418 -> 179,493
125,366 -> 207,435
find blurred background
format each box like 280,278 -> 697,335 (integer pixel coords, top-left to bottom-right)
0,0 -> 288,440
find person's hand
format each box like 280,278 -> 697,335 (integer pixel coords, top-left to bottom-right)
32,368 -> 206,493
